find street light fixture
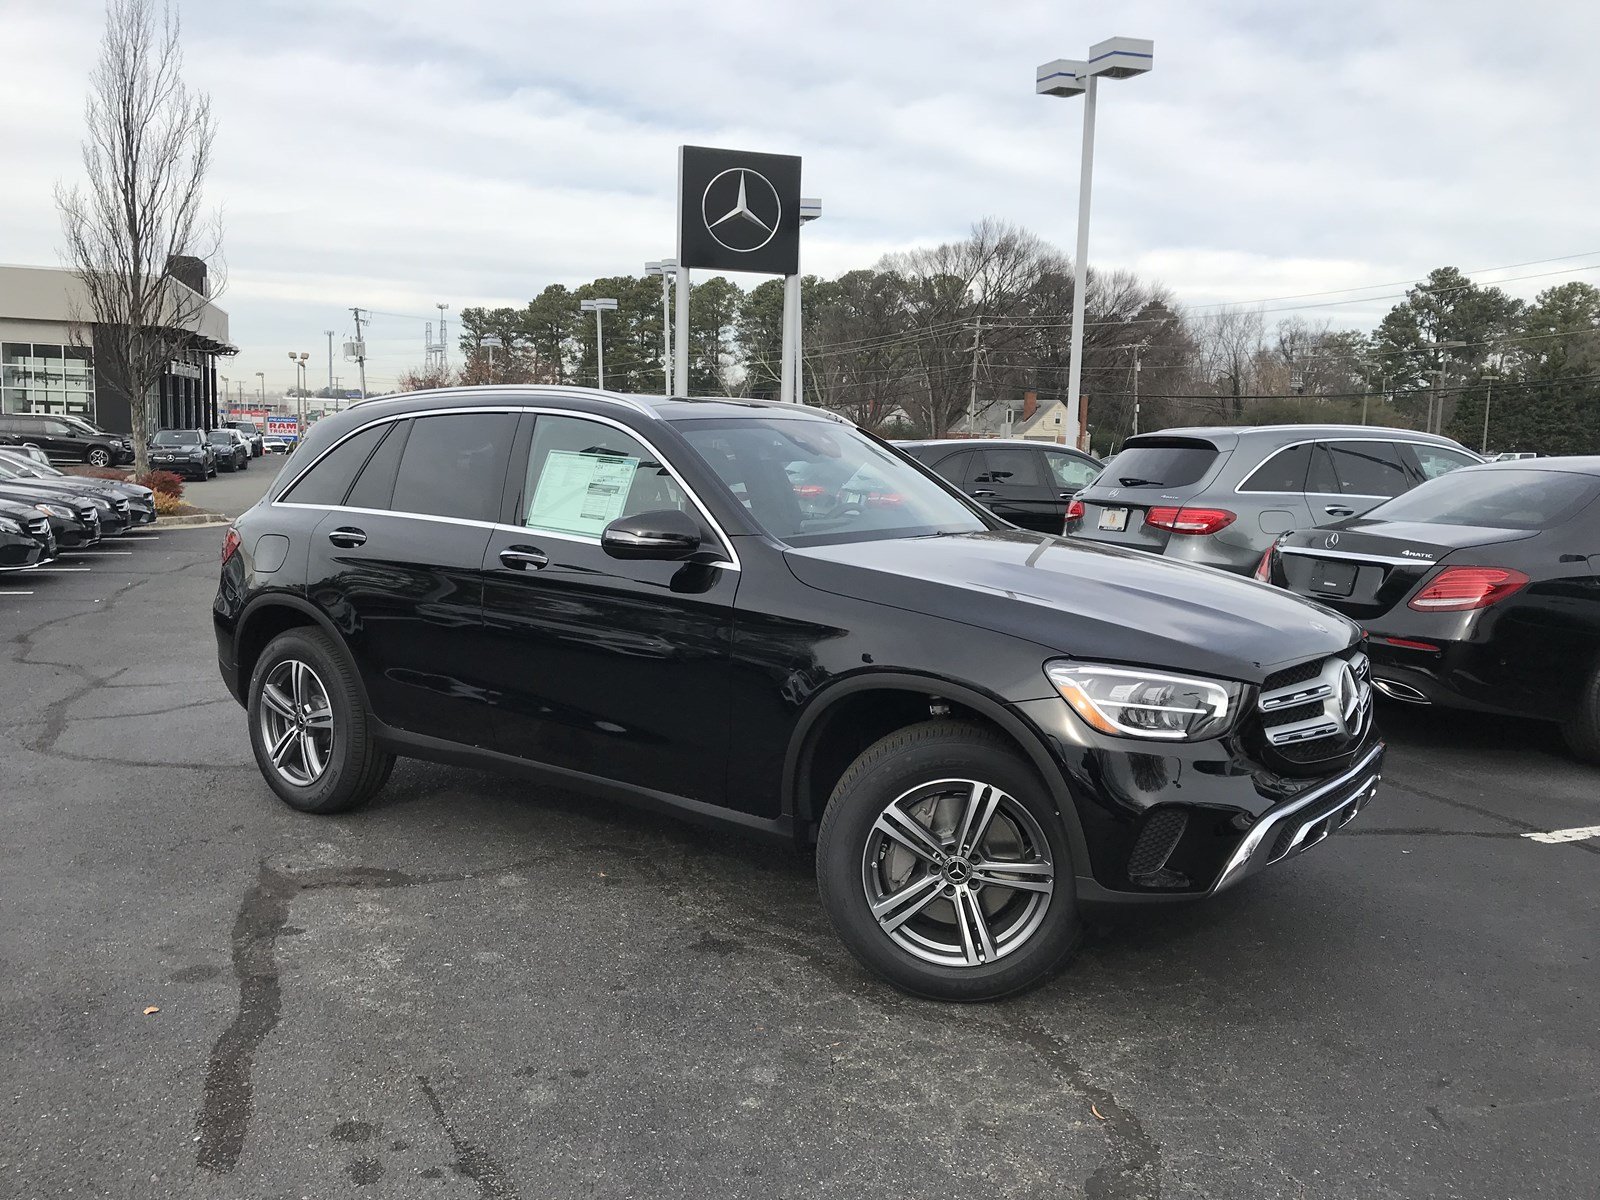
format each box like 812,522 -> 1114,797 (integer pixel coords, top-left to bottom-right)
1037,36 -> 1154,451
579,298 -> 620,390
480,335 -> 504,378
644,261 -> 677,395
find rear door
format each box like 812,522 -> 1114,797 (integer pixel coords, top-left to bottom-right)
966,446 -> 1058,531
1305,440 -> 1412,524
1070,436 -> 1228,551
300,410 -> 517,747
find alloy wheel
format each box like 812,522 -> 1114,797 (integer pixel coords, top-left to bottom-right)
861,778 -> 1054,968
257,659 -> 335,788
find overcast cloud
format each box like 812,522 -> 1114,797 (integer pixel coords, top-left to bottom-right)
3,0 -> 1597,392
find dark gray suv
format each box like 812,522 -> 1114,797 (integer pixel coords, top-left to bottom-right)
1067,425 -> 1481,574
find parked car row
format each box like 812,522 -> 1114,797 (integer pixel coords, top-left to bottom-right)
0,412 -> 134,467
0,447 -> 158,567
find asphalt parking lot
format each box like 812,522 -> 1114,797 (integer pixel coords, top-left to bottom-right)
1,498 -> 1595,1198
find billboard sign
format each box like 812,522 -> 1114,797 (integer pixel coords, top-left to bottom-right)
265,415 -> 299,437
678,145 -> 801,276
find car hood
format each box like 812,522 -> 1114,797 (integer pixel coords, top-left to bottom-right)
6,477 -> 121,500
0,481 -> 96,510
784,529 -> 1360,685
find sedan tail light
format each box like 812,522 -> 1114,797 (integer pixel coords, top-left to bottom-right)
1064,498 -> 1084,525
1407,566 -> 1529,612
221,527 -> 241,565
1253,546 -> 1274,582
1145,506 -> 1237,536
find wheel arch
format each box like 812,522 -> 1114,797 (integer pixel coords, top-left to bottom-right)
783,672 -> 1090,871
234,593 -> 373,711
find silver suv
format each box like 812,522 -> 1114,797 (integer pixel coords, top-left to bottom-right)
1066,425 -> 1481,574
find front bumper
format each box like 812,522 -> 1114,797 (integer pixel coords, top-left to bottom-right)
0,532 -> 51,571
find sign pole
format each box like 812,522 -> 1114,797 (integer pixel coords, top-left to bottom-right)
675,266 -> 691,396
780,274 -> 798,403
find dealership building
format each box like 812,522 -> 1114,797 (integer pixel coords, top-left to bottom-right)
0,262 -> 235,435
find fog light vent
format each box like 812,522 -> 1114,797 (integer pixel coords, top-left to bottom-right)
1128,808 -> 1188,880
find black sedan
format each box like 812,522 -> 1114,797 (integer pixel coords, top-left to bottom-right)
0,460 -> 128,537
150,429 -> 216,480
0,449 -> 155,529
896,438 -> 1102,534
0,499 -> 56,571
1260,458 -> 1600,760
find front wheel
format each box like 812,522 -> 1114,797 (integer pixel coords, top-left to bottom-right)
86,446 -> 111,468
1561,662 -> 1600,763
816,720 -> 1080,1001
246,627 -> 394,813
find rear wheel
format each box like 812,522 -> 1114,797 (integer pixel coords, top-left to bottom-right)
247,627 -> 394,813
816,720 -> 1080,1001
1561,662 -> 1600,763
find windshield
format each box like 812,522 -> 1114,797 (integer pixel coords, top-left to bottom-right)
152,430 -> 201,445
64,417 -> 102,437
673,416 -> 988,545
1366,467 -> 1600,531
1099,439 -> 1219,488
0,451 -> 49,477
207,430 -> 233,443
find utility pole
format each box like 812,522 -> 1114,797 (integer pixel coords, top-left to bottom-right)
1132,348 -> 1142,436
436,303 -> 450,372
323,330 -> 334,395
967,315 -> 982,434
1480,374 -> 1498,454
350,307 -> 368,399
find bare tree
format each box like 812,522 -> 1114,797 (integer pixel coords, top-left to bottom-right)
56,0 -> 222,475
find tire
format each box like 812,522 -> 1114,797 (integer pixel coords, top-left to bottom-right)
1561,663 -> 1600,763
86,446 -> 111,468
816,719 -> 1080,1001
246,627 -> 394,814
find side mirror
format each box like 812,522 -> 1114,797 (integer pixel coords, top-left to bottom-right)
601,509 -> 704,561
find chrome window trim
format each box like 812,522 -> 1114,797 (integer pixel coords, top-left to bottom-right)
348,385 -> 662,420
1278,545 -> 1428,568
272,404 -> 741,571
1234,436 -> 1479,498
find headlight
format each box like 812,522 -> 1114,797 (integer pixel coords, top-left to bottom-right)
1046,661 -> 1242,742
34,502 -> 74,520
0,516 -> 21,535
89,496 -> 112,510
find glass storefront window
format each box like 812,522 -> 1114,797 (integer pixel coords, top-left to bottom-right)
0,342 -> 96,419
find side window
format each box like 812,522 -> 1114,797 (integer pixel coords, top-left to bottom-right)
1043,452 -> 1100,490
391,412 -> 517,522
1239,443 -> 1313,493
1315,440 -> 1410,498
45,421 -> 73,437
1409,444 -> 1478,480
518,415 -> 690,538
931,450 -> 975,487
283,423 -> 388,506
976,447 -> 1044,488
345,421 -> 408,510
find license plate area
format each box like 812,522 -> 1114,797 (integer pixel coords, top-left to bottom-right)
1097,507 -> 1129,532
1309,559 -> 1357,596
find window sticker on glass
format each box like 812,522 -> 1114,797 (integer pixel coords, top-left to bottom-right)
526,450 -> 639,536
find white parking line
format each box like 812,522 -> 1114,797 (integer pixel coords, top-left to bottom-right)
0,590 -> 33,596
68,550 -> 134,555
30,567 -> 92,573
1522,825 -> 1600,844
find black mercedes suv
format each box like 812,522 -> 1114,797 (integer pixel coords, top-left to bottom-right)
215,387 -> 1384,999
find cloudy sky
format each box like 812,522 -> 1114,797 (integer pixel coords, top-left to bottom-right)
3,0 -> 1598,395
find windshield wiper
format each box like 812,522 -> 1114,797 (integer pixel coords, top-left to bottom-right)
1117,476 -> 1162,487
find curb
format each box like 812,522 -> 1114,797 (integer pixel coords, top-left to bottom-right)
154,513 -> 231,529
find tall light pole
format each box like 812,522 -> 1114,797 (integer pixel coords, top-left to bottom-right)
324,330 -> 335,396
1037,37 -> 1154,451
579,299 -> 619,390
480,334 -> 503,379
645,260 -> 676,394
255,371 -> 265,405
288,352 -> 309,431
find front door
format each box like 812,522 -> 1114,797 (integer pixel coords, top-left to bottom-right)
479,412 -> 737,805
297,410 -> 517,747
965,446 -> 1058,532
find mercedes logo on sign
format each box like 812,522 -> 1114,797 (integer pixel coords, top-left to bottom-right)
678,145 -> 801,276
702,169 -> 782,253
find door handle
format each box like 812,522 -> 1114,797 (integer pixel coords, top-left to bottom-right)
1323,505 -> 1354,517
1058,492 -> 1074,500
327,527 -> 366,547
499,545 -> 549,570
971,490 -> 997,498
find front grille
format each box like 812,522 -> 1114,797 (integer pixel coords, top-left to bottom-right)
1262,658 -> 1323,692
1255,649 -> 1372,765
1260,699 -> 1325,729
1128,808 -> 1189,878
113,498 -> 129,512
26,518 -> 48,536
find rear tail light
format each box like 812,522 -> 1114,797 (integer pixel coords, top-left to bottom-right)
1064,498 -> 1084,525
221,527 -> 241,565
1253,546 -> 1274,582
793,484 -> 827,499
1145,506 -> 1237,536
1381,636 -> 1442,652
1407,566 -> 1528,612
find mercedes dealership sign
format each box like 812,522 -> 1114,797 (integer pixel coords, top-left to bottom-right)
678,145 -> 801,276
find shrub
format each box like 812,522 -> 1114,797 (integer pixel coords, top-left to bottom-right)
136,470 -> 185,499
152,491 -> 185,516
76,466 -> 132,482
